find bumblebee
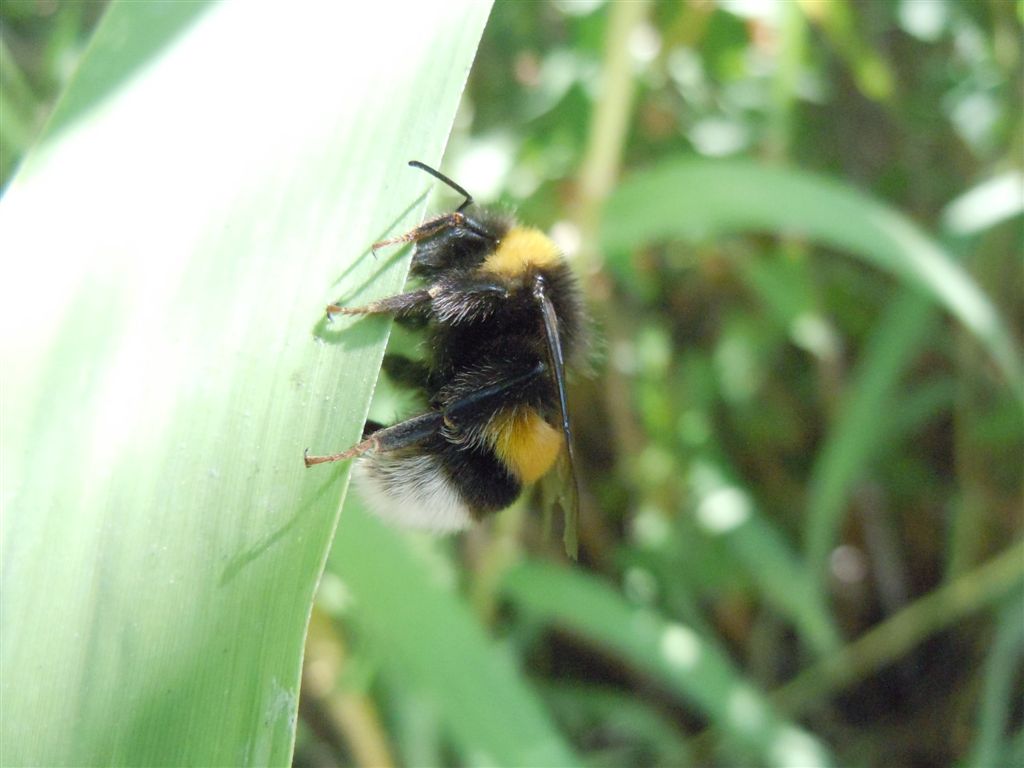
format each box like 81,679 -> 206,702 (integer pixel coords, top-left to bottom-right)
305,161 -> 585,552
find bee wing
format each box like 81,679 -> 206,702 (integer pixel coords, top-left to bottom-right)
533,275 -> 581,559
546,446 -> 580,558
531,445 -> 580,557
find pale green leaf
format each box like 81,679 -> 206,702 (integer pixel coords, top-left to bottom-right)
0,1 -> 491,764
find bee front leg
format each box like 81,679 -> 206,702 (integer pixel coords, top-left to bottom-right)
372,212 -> 468,253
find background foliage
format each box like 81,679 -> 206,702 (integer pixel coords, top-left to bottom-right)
3,1 -> 1022,767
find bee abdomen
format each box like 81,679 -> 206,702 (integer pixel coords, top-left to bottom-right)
354,453 -> 473,532
487,406 -> 563,484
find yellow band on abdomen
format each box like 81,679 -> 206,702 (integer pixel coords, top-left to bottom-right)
488,407 -> 563,484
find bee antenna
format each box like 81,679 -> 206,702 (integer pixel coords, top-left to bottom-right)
408,160 -> 474,212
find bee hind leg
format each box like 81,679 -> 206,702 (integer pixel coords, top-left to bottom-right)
304,411 -> 443,467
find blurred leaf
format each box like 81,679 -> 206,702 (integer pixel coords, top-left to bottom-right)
602,158 -> 1023,394
543,682 -> 692,767
885,376 -> 958,441
674,352 -> 839,654
1005,728 -> 1024,768
503,561 -> 835,768
0,1 -> 491,764
737,251 -> 816,330
0,36 -> 39,171
327,502 -> 577,767
775,539 -> 1024,715
800,0 -> 895,102
688,453 -> 841,654
604,158 -> 1023,595
966,592 -> 1024,768
941,170 -> 1024,236
806,289 -> 938,587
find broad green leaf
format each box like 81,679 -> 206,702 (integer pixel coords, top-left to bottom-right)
326,501 -> 577,767
0,1 -> 491,765
502,561 -> 835,768
602,158 -> 1023,394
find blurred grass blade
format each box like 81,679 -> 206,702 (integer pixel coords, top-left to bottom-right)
688,453 -> 840,654
542,683 -> 693,766
0,1 -> 491,764
0,35 -> 41,175
503,561 -> 834,768
602,158 -> 1023,393
1004,729 -> 1024,768
772,540 -> 1024,717
806,289 -> 938,588
803,0 -> 894,102
967,592 -> 1024,768
941,170 -> 1024,236
327,502 -> 577,766
677,352 -> 839,653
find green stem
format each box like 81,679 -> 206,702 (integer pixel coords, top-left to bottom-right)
571,0 -> 652,564
575,0 -> 650,274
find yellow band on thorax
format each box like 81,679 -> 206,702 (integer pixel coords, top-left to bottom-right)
482,227 -> 560,278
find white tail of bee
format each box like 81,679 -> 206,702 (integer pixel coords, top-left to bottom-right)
353,453 -> 473,532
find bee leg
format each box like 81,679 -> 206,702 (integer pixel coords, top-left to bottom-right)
382,354 -> 431,392
304,358 -> 541,469
372,212 -> 468,253
306,363 -> 548,467
427,277 -> 509,325
326,289 -> 431,319
304,411 -> 443,467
